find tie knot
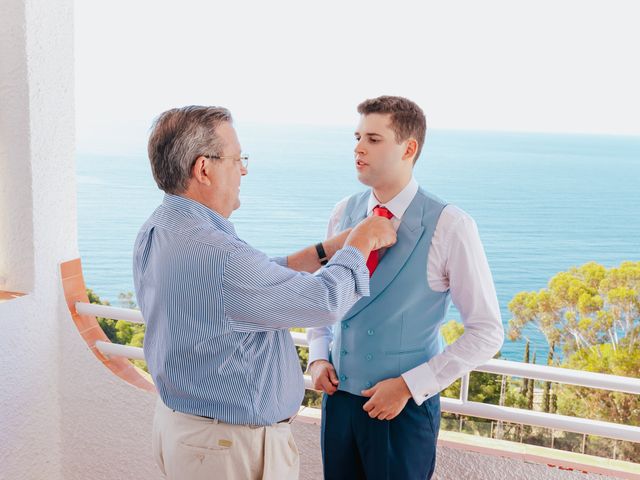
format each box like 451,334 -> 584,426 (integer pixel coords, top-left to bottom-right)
373,205 -> 393,219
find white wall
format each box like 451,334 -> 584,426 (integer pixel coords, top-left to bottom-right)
0,1 -> 161,478
0,0 -> 34,293
0,0 -> 65,477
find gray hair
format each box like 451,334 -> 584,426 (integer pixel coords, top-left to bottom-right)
147,105 -> 233,194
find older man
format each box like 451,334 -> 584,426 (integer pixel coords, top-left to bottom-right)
133,105 -> 396,480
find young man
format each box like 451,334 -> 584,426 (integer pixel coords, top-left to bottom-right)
308,96 -> 504,479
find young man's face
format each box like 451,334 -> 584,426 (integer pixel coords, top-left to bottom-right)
354,113 -> 409,188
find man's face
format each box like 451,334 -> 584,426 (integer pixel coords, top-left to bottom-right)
207,122 -> 247,216
354,114 -> 408,188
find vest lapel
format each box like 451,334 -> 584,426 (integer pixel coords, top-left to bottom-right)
342,192 -> 369,229
342,192 -> 425,320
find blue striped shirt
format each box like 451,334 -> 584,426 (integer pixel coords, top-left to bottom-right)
133,194 -> 369,425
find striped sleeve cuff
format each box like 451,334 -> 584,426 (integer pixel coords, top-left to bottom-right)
327,246 -> 370,296
271,256 -> 288,267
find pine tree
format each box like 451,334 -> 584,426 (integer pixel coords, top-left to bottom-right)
542,343 -> 555,413
527,351 -> 536,410
520,339 -> 530,396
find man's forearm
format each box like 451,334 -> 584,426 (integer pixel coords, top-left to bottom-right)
286,229 -> 352,273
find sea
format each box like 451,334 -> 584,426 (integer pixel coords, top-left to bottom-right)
77,124 -> 640,362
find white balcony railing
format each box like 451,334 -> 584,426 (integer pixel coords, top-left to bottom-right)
76,302 -> 640,444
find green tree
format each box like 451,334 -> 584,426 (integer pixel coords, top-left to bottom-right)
542,342 -> 555,413
508,262 -> 640,356
520,339 -> 530,396
600,262 -> 640,348
507,262 -> 640,460
527,351 -> 536,411
557,344 -> 640,425
115,319 -> 134,344
87,289 -> 147,372
87,288 -> 118,343
555,343 -> 640,460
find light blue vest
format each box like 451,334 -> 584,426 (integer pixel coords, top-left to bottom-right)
331,188 -> 451,396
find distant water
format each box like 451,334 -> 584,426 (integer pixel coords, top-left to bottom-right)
77,125 -> 640,362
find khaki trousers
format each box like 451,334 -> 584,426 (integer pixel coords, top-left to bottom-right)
152,398 -> 299,480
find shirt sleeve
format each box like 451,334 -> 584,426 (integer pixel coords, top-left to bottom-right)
271,256 -> 288,267
306,198 -> 349,364
401,213 -> 504,405
223,239 -> 369,332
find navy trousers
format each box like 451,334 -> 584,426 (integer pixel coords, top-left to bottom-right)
321,390 -> 440,480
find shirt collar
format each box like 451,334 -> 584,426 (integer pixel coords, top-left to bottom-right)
163,193 -> 237,236
367,177 -> 419,220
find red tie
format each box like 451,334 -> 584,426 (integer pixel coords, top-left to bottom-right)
366,205 -> 394,276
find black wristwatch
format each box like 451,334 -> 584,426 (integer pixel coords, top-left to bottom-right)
315,242 -> 328,265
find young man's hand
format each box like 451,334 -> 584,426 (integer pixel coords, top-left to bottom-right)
361,376 -> 412,421
309,360 -> 340,395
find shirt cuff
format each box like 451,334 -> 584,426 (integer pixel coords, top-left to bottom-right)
271,256 -> 288,267
307,337 -> 331,370
327,246 -> 370,296
401,362 -> 440,406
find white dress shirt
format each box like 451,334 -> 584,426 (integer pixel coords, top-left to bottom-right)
307,177 -> 504,405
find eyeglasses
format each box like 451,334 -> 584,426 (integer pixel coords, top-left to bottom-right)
203,154 -> 249,169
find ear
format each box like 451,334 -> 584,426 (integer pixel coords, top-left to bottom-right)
191,156 -> 213,186
402,138 -> 418,163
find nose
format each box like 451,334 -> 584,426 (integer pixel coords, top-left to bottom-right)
240,165 -> 248,176
354,139 -> 366,156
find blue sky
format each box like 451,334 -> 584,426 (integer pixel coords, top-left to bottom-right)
75,0 -> 640,154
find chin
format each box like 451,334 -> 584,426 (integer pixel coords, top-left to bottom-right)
356,171 -> 375,187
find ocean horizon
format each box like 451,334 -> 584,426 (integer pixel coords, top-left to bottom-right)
77,125 -> 640,363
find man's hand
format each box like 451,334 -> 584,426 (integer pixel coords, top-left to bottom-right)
345,216 -> 397,258
309,360 -> 339,395
361,376 -> 412,421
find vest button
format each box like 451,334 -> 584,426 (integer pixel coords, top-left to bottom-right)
367,329 -> 374,336
340,374 -> 347,381
342,323 -> 349,329
365,354 -> 373,361
365,381 -> 372,388
340,350 -> 348,356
